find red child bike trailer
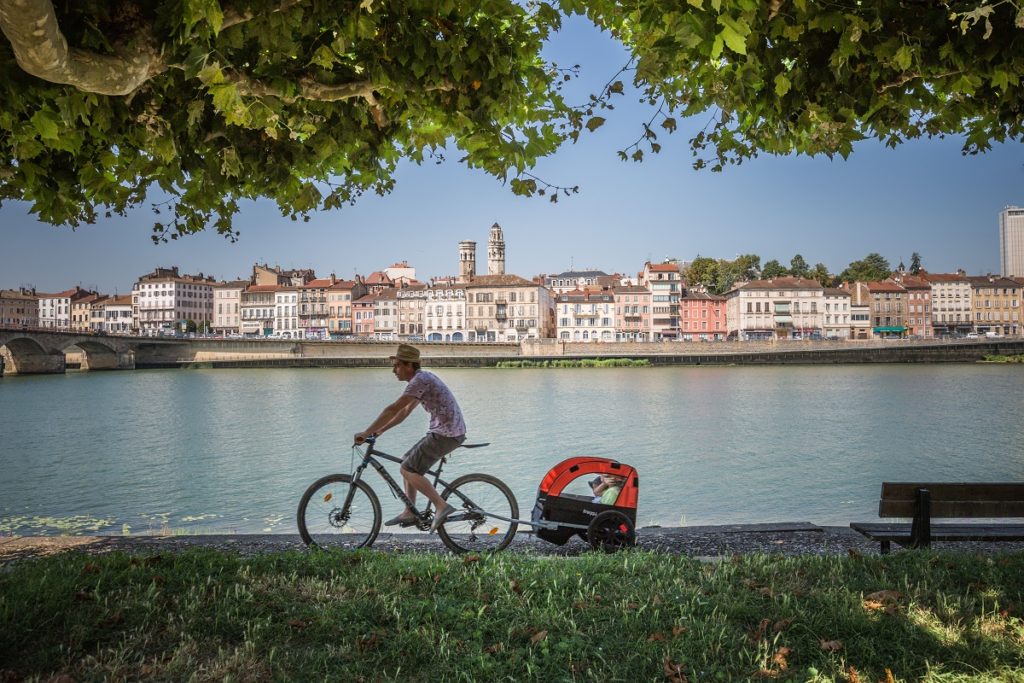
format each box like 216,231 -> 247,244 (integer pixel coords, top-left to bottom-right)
530,456 -> 638,551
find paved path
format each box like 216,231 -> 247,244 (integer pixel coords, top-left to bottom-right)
4,522 -> 1024,565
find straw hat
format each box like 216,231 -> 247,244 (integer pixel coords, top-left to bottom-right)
389,344 -> 421,363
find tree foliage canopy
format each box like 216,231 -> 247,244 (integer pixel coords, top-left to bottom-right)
839,252 -> 892,283
2,0 -> 1022,239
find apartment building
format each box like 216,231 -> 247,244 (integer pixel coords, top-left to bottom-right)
968,275 -> 1021,336
213,280 -> 247,335
353,293 -> 376,336
555,289 -> 616,341
923,272 -> 972,336
39,286 -> 96,329
253,264 -> 314,287
132,267 -> 215,335
1000,205 -> 1024,277
866,280 -> 907,337
464,274 -> 553,341
679,291 -> 726,341
422,285 -> 468,342
327,279 -> 365,336
86,295 -> 110,332
0,288 -> 39,327
71,293 -> 105,332
297,277 -> 335,338
100,295 -> 134,334
613,285 -> 651,341
725,277 -> 825,340
274,286 -> 300,338
843,282 -> 873,340
544,270 -> 616,294
822,288 -> 852,339
894,274 -> 933,338
640,261 -> 682,339
374,288 -> 399,339
240,285 -> 278,336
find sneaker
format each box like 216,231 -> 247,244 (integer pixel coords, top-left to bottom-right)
385,512 -> 418,527
430,504 -> 455,533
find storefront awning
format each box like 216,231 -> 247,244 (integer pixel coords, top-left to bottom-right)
873,326 -> 906,333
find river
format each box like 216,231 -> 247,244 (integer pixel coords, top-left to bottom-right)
2,365 -> 1023,535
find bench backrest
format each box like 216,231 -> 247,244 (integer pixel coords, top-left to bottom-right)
879,483 -> 1024,518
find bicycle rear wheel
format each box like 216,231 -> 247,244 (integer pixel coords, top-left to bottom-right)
297,474 -> 381,550
437,473 -> 518,553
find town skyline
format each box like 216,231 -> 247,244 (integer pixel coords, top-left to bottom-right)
1,18 -> 1021,294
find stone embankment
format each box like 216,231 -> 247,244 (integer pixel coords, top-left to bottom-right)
129,337 -> 1024,369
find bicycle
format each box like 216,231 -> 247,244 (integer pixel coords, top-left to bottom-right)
297,435 -> 519,553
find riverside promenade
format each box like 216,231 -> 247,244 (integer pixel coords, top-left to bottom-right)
5,524 -> 1024,565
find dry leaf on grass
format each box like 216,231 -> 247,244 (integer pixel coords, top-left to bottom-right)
530,630 -> 548,645
772,646 -> 792,670
663,658 -> 689,683
672,625 -> 689,637
883,667 -> 896,683
773,618 -> 792,633
846,665 -> 861,683
820,639 -> 844,652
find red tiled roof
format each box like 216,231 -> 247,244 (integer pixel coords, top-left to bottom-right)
866,280 -> 905,292
647,263 -> 679,272
921,272 -> 968,283
464,274 -> 536,287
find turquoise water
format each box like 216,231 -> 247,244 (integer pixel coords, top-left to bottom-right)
2,365 -> 1023,535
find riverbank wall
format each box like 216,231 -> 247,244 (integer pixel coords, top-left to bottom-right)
128,338 -> 1024,369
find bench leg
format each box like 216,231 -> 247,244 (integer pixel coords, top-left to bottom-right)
880,540 -> 890,555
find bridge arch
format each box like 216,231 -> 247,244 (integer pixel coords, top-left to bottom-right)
0,335 -> 65,375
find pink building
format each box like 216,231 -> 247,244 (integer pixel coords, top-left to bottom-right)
679,292 -> 727,340
353,293 -> 376,336
612,285 -> 651,341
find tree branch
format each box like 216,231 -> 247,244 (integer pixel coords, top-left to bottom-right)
0,0 -> 163,96
221,0 -> 306,30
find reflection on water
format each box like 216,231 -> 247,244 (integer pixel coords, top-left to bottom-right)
2,365 -> 1023,534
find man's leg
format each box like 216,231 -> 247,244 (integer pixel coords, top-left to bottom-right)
401,467 -> 446,510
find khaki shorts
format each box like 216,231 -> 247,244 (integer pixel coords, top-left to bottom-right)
401,433 -> 466,474
401,432 -> 466,475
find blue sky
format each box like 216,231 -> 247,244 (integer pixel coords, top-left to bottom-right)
1,17 -> 1021,294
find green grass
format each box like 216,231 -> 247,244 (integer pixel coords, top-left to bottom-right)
2,550 -> 1023,681
496,358 -> 651,368
982,354 -> 1024,363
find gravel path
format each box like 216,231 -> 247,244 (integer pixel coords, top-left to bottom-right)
3,522 -> 1023,565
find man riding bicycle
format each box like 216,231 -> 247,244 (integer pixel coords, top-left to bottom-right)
354,344 -> 466,532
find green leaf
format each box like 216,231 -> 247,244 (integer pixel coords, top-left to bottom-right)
31,110 -> 60,140
686,0 -> 703,8
220,147 -> 241,177
585,116 -> 606,132
894,45 -> 912,71
774,73 -> 791,97
710,34 -> 724,59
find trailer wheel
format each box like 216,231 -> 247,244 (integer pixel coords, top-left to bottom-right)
587,510 -> 636,552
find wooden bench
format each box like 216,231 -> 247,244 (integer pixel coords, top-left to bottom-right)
850,482 -> 1024,553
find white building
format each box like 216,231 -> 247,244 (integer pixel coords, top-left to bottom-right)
421,286 -> 468,342
1000,205 -> 1024,277
725,277 -> 825,340
923,272 -> 972,336
132,267 -> 215,335
240,285 -> 278,336
544,270 -> 614,294
213,280 -> 247,335
100,295 -> 134,334
555,289 -> 616,341
38,287 -> 95,329
822,288 -> 852,339
274,287 -> 300,338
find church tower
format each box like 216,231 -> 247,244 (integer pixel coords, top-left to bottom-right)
458,241 -> 477,282
487,222 -> 505,275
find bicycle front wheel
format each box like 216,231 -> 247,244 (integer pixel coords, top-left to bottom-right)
297,474 -> 381,550
437,473 -> 519,553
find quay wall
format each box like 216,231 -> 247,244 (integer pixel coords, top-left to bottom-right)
127,338 -> 1024,369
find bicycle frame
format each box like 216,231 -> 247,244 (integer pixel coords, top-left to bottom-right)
345,437 -> 455,523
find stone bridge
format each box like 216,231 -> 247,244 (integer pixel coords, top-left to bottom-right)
0,327 -> 183,375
